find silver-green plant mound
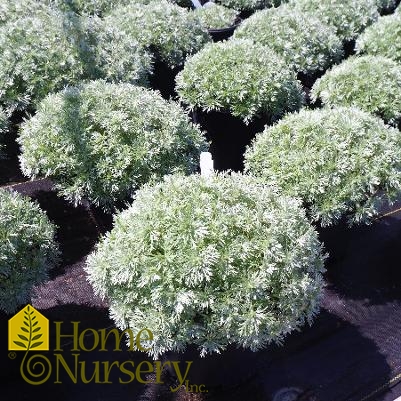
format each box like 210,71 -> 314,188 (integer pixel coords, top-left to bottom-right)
105,0 -> 210,69
47,0 -> 193,15
234,5 -> 343,75
176,39 -> 303,122
356,13 -> 401,63
215,0 -> 284,11
375,0 -> 398,12
0,189 -> 59,314
0,0 -> 52,25
312,56 -> 401,125
45,0 -> 130,15
193,3 -> 239,30
18,81 -> 208,210
0,10 -> 152,112
289,0 -> 378,41
245,107 -> 401,226
86,173 -> 326,358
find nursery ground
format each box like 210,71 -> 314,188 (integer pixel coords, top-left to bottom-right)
0,177 -> 400,401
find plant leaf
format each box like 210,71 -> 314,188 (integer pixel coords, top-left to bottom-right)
13,341 -> 27,348
23,321 -> 29,327
18,334 -> 28,342
32,327 -> 40,333
21,327 -> 29,333
32,321 -> 38,327
32,334 -> 42,341
31,342 -> 43,349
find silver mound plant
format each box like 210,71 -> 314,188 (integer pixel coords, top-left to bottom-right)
356,13 -> 401,63
215,0 -> 284,11
18,81 -> 208,210
375,0 -> 398,12
311,56 -> 401,125
0,0 -> 52,25
289,0 -> 379,41
0,189 -> 59,314
86,173 -> 326,358
245,107 -> 401,226
46,0 -> 194,16
0,10 -> 152,112
234,5 -> 343,75
105,0 -> 210,69
45,0 -> 131,15
176,39 -> 303,122
193,3 -> 239,29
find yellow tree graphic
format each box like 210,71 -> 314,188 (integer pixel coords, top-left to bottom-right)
13,305 -> 44,350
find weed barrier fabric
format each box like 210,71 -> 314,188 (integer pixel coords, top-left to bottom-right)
0,181 -> 401,400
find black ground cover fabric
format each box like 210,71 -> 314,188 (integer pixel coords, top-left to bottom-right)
0,177 -> 400,401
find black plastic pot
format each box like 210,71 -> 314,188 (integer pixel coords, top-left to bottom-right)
148,59 -> 181,100
192,109 -> 266,172
208,18 -> 242,42
343,39 -> 356,58
238,9 -> 254,20
0,110 -> 30,186
297,69 -> 325,90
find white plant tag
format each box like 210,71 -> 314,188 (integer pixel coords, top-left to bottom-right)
190,0 -> 203,8
200,152 -> 214,177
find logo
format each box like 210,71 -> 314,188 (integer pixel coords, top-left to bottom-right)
7,305 -> 207,393
8,305 -> 49,351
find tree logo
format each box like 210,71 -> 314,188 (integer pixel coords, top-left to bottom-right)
8,304 -> 49,351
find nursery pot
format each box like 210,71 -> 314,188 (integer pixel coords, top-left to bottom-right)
208,18 -> 242,42
238,9 -> 255,20
343,39 -> 356,58
297,69 -> 325,90
148,58 -> 181,100
192,109 -> 266,172
317,200 -> 401,302
0,109 -> 31,186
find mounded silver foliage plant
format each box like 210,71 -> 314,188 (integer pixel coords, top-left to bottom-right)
0,10 -> 152,112
312,56 -> 401,125
0,189 -> 59,314
45,0 -> 131,15
48,0 -> 194,15
0,0 -> 52,25
356,13 -> 401,64
86,173 -> 326,358
18,81 -> 207,210
375,0 -> 398,12
215,0 -> 284,11
193,3 -> 239,30
245,107 -> 401,226
234,5 -> 343,75
289,0 -> 379,41
105,0 -> 210,69
176,39 -> 303,122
